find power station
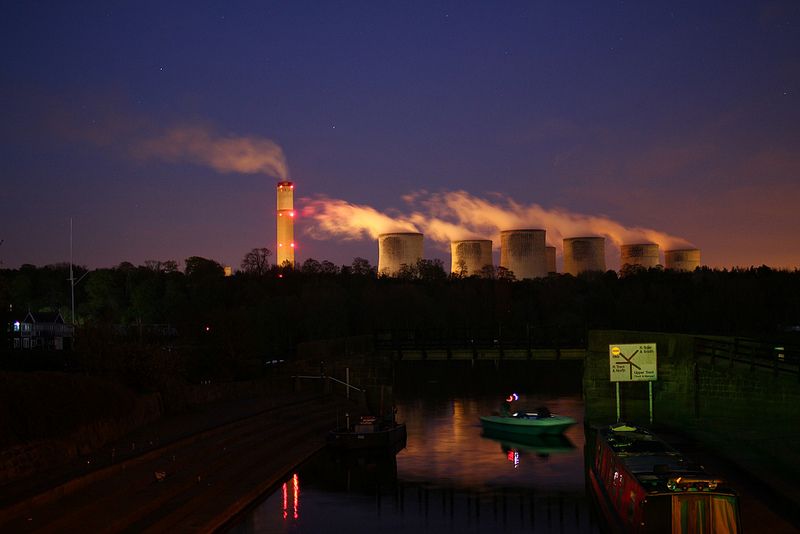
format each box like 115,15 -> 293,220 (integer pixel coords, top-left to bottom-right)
620,243 -> 660,269
545,246 -> 557,274
499,230 -> 547,280
563,237 -> 606,276
378,232 -> 424,276
273,183 -> 703,277
276,181 -> 295,267
664,248 -> 701,271
451,239 -> 493,277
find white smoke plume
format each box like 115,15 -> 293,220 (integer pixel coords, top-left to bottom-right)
134,125 -> 288,179
304,190 -> 692,254
302,197 -> 419,240
408,190 -> 692,251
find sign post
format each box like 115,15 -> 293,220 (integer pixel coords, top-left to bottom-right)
609,343 -> 658,424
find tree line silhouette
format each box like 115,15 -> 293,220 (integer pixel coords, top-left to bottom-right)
2,248 -> 798,386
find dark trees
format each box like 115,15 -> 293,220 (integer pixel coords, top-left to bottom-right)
240,248 -> 272,276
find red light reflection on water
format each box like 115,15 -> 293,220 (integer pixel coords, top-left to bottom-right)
282,481 -> 287,519
293,473 -> 299,519
282,473 -> 300,520
506,449 -> 520,468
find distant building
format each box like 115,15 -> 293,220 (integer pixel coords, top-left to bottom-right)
12,311 -> 74,350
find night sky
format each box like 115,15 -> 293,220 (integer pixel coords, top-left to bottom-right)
2,1 -> 799,270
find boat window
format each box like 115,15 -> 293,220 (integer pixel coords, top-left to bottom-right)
671,495 -> 739,533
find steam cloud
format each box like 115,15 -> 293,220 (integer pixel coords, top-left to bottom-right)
304,190 -> 692,255
302,198 -> 419,240
134,125 -> 289,180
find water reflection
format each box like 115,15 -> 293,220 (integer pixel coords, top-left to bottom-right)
281,474 -> 299,520
232,394 -> 599,533
481,429 -> 576,469
397,394 -> 585,491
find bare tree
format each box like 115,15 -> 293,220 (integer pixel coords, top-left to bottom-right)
240,248 -> 272,275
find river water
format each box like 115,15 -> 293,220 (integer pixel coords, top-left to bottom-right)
232,389 -> 601,533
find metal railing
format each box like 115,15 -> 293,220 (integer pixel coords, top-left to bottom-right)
292,371 -> 365,399
694,337 -> 800,379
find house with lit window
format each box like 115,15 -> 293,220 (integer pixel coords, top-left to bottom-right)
12,311 -> 74,350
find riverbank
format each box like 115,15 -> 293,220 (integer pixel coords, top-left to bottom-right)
0,389 -> 365,532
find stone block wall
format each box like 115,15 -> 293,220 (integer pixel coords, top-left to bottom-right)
585,329 -> 800,485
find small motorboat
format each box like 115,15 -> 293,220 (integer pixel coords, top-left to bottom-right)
479,394 -> 576,436
479,412 -> 577,436
327,415 -> 407,452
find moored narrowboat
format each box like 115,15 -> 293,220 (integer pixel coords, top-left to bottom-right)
587,423 -> 742,533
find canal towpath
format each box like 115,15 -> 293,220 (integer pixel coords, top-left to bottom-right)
0,389 -> 365,532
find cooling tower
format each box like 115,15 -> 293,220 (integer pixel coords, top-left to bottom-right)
451,240 -> 493,277
664,248 -> 701,271
563,237 -> 606,275
276,181 -> 295,267
378,232 -> 423,276
620,243 -> 660,269
499,230 -> 547,280
545,246 -> 557,274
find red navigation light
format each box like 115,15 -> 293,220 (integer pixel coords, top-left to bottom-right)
278,213 -> 283,217
290,185 -> 294,189
289,211 -> 295,217
290,242 -> 295,248
278,274 -> 283,278
204,325 -> 211,332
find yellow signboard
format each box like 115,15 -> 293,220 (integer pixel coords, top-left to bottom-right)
609,343 -> 657,382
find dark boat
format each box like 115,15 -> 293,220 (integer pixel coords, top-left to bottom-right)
586,423 -> 742,533
327,415 -> 407,453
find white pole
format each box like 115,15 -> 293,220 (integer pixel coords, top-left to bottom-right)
70,218 -> 75,325
649,382 -> 653,425
346,367 -> 350,399
615,383 -> 621,422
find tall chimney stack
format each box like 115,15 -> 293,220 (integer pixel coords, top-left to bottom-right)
277,181 -> 295,267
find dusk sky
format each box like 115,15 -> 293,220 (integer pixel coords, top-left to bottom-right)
2,1 -> 799,271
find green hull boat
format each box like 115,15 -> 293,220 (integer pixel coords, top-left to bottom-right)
479,413 -> 576,436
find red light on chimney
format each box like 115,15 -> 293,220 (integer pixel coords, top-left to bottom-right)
290,242 -> 295,248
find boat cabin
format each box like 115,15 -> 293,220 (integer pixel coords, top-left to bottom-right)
587,424 -> 741,533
